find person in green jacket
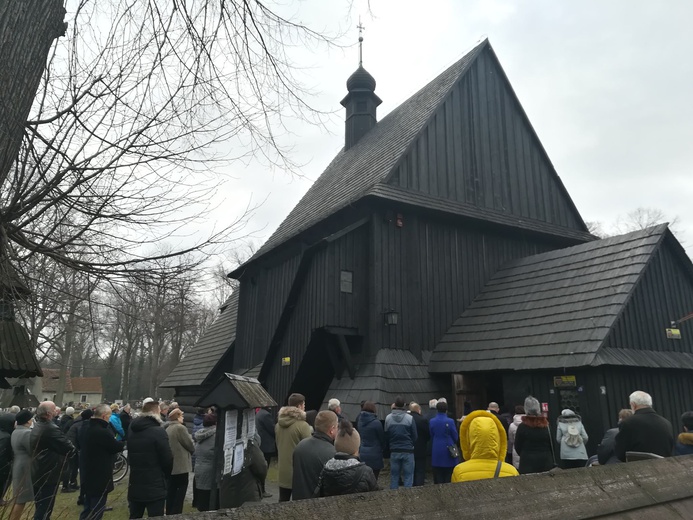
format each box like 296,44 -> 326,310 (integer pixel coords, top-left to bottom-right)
274,393 -> 311,502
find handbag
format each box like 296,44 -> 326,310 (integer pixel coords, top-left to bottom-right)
445,423 -> 460,458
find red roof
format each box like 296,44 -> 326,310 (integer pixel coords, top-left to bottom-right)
41,368 -> 72,392
71,377 -> 102,393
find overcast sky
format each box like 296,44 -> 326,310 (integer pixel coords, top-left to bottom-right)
212,0 -> 693,260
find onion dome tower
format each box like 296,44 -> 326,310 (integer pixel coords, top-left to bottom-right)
340,24 -> 382,150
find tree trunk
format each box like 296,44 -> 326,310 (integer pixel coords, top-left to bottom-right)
0,0 -> 66,187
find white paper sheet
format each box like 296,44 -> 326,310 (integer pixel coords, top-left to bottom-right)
232,441 -> 244,476
224,410 -> 237,450
245,409 -> 256,441
223,448 -> 233,475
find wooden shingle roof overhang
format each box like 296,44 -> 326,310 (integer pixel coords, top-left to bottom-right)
325,349 -> 449,420
195,373 -> 277,410
160,291 -> 239,388
429,225 -> 668,373
365,185 -> 595,245
0,320 -> 41,378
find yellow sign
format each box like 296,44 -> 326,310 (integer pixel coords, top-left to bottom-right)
666,328 -> 681,340
553,375 -> 576,388
281,357 -> 291,366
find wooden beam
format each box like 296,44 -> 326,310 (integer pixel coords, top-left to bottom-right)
336,334 -> 356,380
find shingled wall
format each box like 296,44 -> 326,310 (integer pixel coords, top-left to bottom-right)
168,455 -> 693,519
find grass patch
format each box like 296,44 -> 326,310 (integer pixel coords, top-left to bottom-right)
1,477 -> 195,519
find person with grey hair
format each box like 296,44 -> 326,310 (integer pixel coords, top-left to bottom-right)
9,405 -> 20,414
30,401 -> 74,520
80,403 -> 125,520
328,398 -> 346,421
513,396 -> 554,474
424,398 -> 438,421
615,391 -> 674,461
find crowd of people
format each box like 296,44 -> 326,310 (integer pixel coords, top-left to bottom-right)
0,389 -> 691,518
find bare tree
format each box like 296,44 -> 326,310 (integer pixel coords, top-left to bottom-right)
1,0 -> 340,283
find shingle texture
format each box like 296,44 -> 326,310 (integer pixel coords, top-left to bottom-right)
246,41 -> 488,264
326,349 -> 448,420
41,368 -> 72,392
71,377 -> 102,393
429,225 -> 667,373
161,291 -> 239,388
0,320 -> 41,377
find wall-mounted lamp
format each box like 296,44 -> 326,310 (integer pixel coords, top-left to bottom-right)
384,309 -> 399,326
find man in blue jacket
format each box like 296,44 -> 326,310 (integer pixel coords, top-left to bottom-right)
384,396 -> 417,489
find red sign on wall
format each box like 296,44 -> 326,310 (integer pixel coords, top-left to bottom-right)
541,402 -> 549,412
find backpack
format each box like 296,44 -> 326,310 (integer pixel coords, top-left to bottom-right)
564,423 -> 583,448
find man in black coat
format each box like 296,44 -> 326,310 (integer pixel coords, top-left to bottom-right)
127,401 -> 174,519
292,411 -> 337,500
31,401 -> 75,520
255,407 -> 276,498
119,404 -> 132,440
615,390 -> 674,461
79,404 -> 125,520
409,403 -> 430,486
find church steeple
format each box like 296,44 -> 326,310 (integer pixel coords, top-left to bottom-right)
340,22 -> 382,150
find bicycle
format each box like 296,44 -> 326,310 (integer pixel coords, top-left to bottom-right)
113,449 -> 129,483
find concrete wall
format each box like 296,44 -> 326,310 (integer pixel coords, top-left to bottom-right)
168,455 -> 693,519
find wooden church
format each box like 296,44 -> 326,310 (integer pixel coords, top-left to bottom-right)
163,39 -> 693,451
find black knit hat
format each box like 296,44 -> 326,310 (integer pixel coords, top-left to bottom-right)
16,410 -> 33,425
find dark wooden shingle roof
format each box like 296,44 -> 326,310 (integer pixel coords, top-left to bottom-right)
0,321 -> 41,378
429,225 -> 668,373
326,349 -> 448,420
238,40 -> 488,269
161,291 -> 239,388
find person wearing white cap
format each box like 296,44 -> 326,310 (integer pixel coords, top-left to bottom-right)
556,409 -> 589,469
142,397 -> 154,406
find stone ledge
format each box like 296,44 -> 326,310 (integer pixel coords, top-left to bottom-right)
167,455 -> 693,519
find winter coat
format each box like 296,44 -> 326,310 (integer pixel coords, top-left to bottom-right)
30,417 -> 75,489
597,427 -> 621,465
109,413 -> 125,441
556,413 -> 589,461
292,431 -> 336,500
357,411 -> 385,471
411,411 -> 430,459
315,453 -> 378,497
119,410 -> 132,439
164,421 -> 195,475
11,425 -> 34,504
0,413 -> 14,481
507,414 -> 524,469
58,414 -> 74,434
615,407 -> 674,461
452,411 -> 518,482
256,408 -> 277,454
193,426 -> 217,490
514,415 -> 554,474
219,440 -> 267,508
384,408 -> 417,453
127,413 -> 174,502
81,418 -> 126,497
274,406 -> 312,489
192,413 -> 205,437
675,432 -> 693,456
430,412 -> 459,468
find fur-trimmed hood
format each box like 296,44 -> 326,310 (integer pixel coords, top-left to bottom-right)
678,432 -> 693,446
195,425 -> 216,442
130,412 -> 163,433
277,406 -> 306,429
521,415 -> 549,428
557,414 -> 582,425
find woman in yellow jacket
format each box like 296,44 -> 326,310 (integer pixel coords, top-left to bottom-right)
451,410 -> 519,482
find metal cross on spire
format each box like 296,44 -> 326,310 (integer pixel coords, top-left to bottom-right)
357,18 -> 365,67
